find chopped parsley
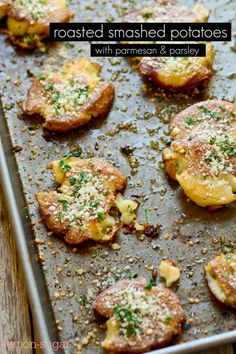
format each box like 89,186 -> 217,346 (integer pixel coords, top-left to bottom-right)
89,200 -> 100,208
184,116 -> 200,126
144,278 -> 156,290
205,151 -> 219,163
60,159 -> 71,172
72,183 -> 81,196
142,12 -> 153,19
64,148 -> 82,159
59,148 -> 82,172
77,86 -> 89,98
209,137 -> 216,145
59,198 -> 68,211
79,171 -> 93,182
97,212 -> 106,221
219,105 -> 226,111
129,272 -> 138,279
219,135 -> 236,156
113,304 -> 141,337
45,82 -> 54,91
69,177 -> 76,186
144,209 -> 149,223
198,105 -> 224,120
219,237 -> 234,252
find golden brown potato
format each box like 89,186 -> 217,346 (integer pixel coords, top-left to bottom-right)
0,1 -> 11,20
163,100 -> 236,207
4,0 -> 73,49
93,277 -> 185,353
205,252 -> 236,308
124,0 -> 214,91
160,259 -> 180,287
124,0 -> 209,24
36,156 -> 139,245
23,58 -> 115,132
139,43 -> 214,92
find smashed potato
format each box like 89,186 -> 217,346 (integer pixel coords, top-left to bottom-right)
163,100 -> 236,207
94,277 -> 185,353
36,156 -> 139,245
124,0 -> 214,91
0,1 -> 10,20
124,0 -> 209,24
139,43 -> 214,92
205,252 -> 236,308
23,58 -> 115,132
2,0 -> 73,49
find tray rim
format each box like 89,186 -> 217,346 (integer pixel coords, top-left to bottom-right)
0,102 -> 65,354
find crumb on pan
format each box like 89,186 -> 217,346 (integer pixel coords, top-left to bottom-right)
23,58 -> 115,132
93,276 -> 185,353
205,251 -> 236,308
163,100 -> 236,207
36,156 -> 139,245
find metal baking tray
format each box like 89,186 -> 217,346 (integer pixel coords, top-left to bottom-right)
0,0 -> 235,353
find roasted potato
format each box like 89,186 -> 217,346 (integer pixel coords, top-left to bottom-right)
124,0 -> 209,24
124,0 -> 214,91
0,1 -> 11,20
160,259 -> 180,287
139,43 -> 214,92
94,277 -> 185,353
205,252 -> 236,308
4,0 -> 73,49
163,100 -> 236,207
36,157 -> 139,245
23,58 -> 115,132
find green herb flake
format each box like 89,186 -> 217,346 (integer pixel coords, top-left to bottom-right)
219,105 -> 226,111
97,212 -> 106,221
142,12 -> 153,19
198,105 -> 224,120
113,304 -> 141,337
66,43 -> 75,49
60,159 -> 72,172
59,198 -> 68,211
184,116 -> 200,126
204,151 -> 219,163
89,200 -> 100,208
219,135 -> 236,156
45,82 -> 54,91
144,209 -> 149,223
209,137 -> 216,145
144,278 -> 156,290
129,272 -> 138,279
64,148 -> 82,159
69,177 -> 76,186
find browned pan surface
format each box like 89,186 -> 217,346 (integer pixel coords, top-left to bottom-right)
0,0 -> 236,352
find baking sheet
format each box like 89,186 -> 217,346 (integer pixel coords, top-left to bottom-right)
0,0 -> 236,353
